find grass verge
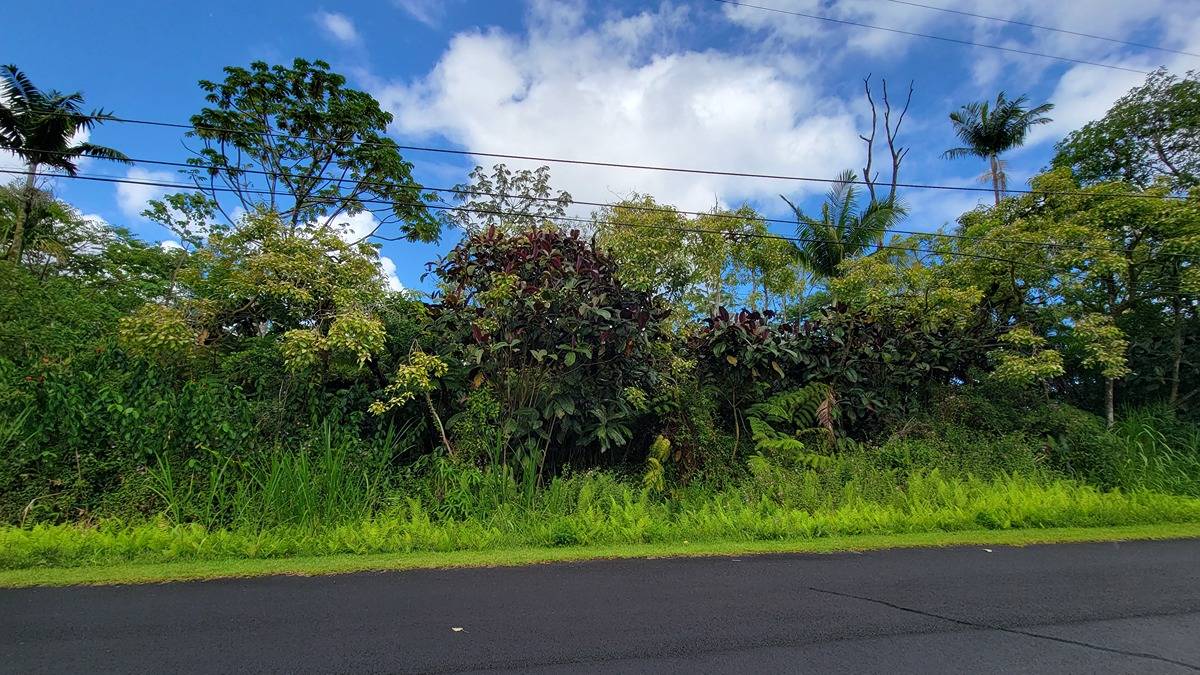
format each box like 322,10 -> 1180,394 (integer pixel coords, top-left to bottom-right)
3,522 -> 1199,588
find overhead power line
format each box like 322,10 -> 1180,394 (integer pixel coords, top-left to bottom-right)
19,148 -> 1191,259
878,0 -> 1200,59
711,0 -> 1151,74
11,167 -> 1199,276
0,167 -> 1064,270
25,111 -> 1189,202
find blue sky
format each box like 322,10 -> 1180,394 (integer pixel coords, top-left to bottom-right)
6,0 -> 1199,291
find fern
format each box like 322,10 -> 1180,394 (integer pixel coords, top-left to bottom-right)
642,435 -> 671,493
745,384 -> 841,472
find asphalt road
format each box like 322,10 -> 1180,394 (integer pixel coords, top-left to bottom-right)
4,539 -> 1200,674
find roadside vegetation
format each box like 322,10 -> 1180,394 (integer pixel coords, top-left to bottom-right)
2,60 -> 1200,576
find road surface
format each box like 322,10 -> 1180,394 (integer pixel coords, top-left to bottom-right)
4,539 -> 1200,673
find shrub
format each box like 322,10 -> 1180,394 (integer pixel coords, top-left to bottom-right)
428,226 -> 670,468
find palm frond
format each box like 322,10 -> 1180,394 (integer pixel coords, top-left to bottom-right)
73,142 -> 131,164
0,65 -> 39,105
942,146 -> 982,160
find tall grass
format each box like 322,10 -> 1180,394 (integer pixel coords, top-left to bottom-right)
1111,405 -> 1200,496
4,469 -> 1200,570
147,423 -> 403,531
7,405 -> 1200,571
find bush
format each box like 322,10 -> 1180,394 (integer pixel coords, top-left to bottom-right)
428,227 -> 670,468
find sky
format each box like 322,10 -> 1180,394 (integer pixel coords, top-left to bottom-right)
6,0 -> 1200,291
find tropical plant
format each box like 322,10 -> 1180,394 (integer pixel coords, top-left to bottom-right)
0,64 -> 129,262
943,92 -> 1054,204
429,226 -> 670,467
745,383 -> 841,471
781,170 -> 907,279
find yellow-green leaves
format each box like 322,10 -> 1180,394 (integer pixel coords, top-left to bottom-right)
832,251 -> 983,329
327,312 -> 386,368
117,304 -> 196,363
369,351 -> 449,415
1074,314 -> 1131,379
280,329 -> 325,373
989,327 -> 1064,386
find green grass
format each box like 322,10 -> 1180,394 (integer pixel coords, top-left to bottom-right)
3,523 -> 1198,588
4,471 -> 1200,585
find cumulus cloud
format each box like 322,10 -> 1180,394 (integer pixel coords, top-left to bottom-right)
319,210 -> 405,291
373,2 -> 862,212
314,11 -> 360,45
1024,14 -> 1200,148
378,255 -> 405,292
115,168 -> 176,219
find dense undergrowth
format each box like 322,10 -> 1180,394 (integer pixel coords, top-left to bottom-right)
4,61 -> 1200,573
4,400 -> 1200,570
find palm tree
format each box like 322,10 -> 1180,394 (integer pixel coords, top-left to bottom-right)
0,65 -> 129,263
943,92 -> 1054,205
781,170 -> 907,279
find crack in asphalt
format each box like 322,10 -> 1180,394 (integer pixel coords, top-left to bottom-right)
808,586 -> 1200,672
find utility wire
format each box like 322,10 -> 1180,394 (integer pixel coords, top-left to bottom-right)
16,148 -> 1194,259
711,0 -> 1151,74
877,0 -> 1200,59
18,167 -> 1200,298
0,167 -> 1061,270
21,111 -> 1190,202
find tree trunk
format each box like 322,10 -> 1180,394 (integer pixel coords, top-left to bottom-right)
7,164 -> 37,264
1171,288 -> 1184,407
1104,377 -> 1115,428
989,154 -> 1001,206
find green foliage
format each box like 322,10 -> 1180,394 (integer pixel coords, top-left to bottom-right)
745,385 -> 840,475
4,467 -> 1199,570
1053,68 -> 1200,190
184,58 -> 438,241
440,163 -> 572,233
117,304 -> 195,364
370,351 -> 448,415
6,56 -> 1200,570
642,435 -> 671,494
989,327 -> 1064,386
782,170 -> 907,279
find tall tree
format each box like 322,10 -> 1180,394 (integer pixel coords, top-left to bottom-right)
1052,68 -> 1200,191
781,170 -> 907,280
0,64 -> 129,263
943,92 -> 1054,205
175,59 -> 437,242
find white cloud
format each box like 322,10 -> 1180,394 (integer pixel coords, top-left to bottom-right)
374,3 -> 862,212
160,240 -> 185,251
115,167 -> 176,219
378,255 -> 405,292
1024,15 -> 1200,148
326,209 -> 380,242
393,0 -> 449,27
314,11 -> 360,45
